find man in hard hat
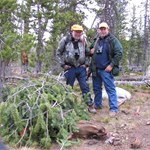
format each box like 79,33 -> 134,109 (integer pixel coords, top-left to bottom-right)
57,24 -> 96,113
89,22 -> 123,117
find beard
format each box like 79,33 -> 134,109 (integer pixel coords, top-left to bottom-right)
72,32 -> 82,40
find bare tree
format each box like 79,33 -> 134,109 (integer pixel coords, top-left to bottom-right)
143,0 -> 149,67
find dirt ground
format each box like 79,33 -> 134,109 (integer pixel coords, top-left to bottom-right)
49,90 -> 150,150
11,89 -> 150,150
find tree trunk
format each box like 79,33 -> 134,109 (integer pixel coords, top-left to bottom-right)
0,60 -> 3,89
35,1 -> 44,73
143,0 -> 149,65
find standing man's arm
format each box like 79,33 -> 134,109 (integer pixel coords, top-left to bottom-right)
89,40 -> 95,56
110,38 -> 123,66
84,41 -> 90,68
56,37 -> 71,70
56,37 -> 66,67
105,38 -> 123,72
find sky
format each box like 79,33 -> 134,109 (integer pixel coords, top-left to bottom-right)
84,0 -> 144,29
17,0 -> 144,29
17,0 -> 145,40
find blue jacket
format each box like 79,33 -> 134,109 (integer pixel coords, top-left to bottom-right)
89,33 -> 123,76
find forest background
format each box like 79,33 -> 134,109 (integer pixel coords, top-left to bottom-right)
0,0 -> 150,84
0,0 -> 150,149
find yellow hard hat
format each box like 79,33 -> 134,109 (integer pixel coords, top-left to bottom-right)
71,24 -> 83,31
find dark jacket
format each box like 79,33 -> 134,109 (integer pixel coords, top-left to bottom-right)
89,33 -> 123,77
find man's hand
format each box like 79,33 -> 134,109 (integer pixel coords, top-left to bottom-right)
81,64 -> 87,68
90,48 -> 95,55
63,65 -> 71,70
105,65 -> 113,72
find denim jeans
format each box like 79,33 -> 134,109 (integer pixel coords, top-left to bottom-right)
64,66 -> 93,106
92,69 -> 118,112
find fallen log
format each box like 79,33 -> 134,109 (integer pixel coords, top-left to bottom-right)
116,76 -> 150,81
2,76 -> 29,85
115,80 -> 150,86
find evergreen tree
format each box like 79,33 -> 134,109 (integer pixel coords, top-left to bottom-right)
0,0 -> 18,88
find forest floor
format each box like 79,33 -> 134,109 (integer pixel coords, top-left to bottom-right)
10,83 -> 150,150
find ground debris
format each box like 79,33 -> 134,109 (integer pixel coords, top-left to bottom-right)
130,138 -> 142,149
146,121 -> 150,125
87,140 -> 99,145
105,136 -> 115,144
105,136 -> 122,146
121,109 -> 130,115
134,106 -> 140,115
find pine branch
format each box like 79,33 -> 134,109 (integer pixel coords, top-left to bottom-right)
16,119 -> 29,146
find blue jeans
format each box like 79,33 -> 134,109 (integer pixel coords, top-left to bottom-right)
92,69 -> 118,112
64,66 -> 93,106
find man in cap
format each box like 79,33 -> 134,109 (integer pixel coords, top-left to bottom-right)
57,24 -> 96,113
89,22 -> 123,116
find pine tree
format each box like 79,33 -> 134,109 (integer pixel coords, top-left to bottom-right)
0,0 -> 18,89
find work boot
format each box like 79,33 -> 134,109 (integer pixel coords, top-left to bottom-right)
94,105 -> 102,110
88,105 -> 97,114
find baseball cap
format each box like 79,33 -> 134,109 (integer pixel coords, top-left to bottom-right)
71,24 -> 83,31
99,22 -> 109,29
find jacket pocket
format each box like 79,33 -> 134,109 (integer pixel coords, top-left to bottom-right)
111,65 -> 119,76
